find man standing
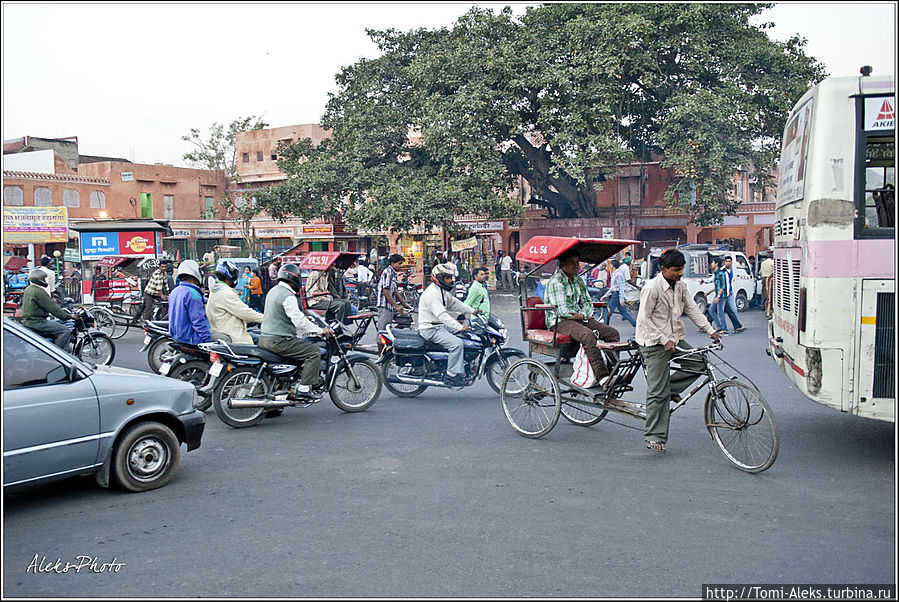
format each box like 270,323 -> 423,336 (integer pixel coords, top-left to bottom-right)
463,267 -> 491,317
494,251 -> 504,290
268,257 -> 282,284
716,256 -> 745,334
636,248 -> 721,453
759,250 -> 774,319
259,263 -> 333,401
141,260 -> 170,322
544,250 -> 621,385
21,269 -> 74,350
376,253 -> 411,331
36,256 -> 56,296
356,259 -> 374,298
606,258 -> 637,327
500,251 -> 514,291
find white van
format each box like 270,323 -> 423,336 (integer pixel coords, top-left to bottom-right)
641,245 -> 756,314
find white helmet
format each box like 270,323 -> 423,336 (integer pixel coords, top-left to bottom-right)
175,259 -> 202,283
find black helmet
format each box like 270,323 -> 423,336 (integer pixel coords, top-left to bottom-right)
215,260 -> 240,286
28,269 -> 48,287
277,263 -> 302,290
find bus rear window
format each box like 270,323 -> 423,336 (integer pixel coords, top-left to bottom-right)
864,135 -> 895,229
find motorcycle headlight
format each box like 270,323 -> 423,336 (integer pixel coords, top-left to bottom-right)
500,328 -> 508,340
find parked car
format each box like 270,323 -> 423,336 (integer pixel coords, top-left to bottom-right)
3,318 -> 205,493
642,245 -> 757,313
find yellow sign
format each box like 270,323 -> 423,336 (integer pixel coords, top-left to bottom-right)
451,236 -> 477,252
2,207 -> 68,243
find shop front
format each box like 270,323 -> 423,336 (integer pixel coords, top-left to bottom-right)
456,220 -> 506,288
291,224 -> 361,254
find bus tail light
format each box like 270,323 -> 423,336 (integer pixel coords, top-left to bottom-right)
798,287 -> 807,333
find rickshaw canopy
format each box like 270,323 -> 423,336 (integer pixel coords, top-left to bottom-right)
516,236 -> 641,267
297,251 -> 363,271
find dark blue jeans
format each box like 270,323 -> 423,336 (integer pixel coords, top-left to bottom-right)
607,290 -> 636,327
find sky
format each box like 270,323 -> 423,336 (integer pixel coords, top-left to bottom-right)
2,2 -> 896,168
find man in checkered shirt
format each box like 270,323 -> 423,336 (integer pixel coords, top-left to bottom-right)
140,260 -> 171,321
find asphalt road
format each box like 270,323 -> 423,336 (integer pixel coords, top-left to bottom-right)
3,295 -> 895,598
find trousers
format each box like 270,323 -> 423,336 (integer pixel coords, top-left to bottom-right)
554,317 -> 620,379
26,319 -> 73,351
419,325 -> 465,377
258,334 -> 322,386
640,340 -> 706,443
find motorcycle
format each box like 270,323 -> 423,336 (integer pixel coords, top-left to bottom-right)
377,313 -> 525,397
140,320 -> 175,374
197,315 -> 382,428
397,272 -> 422,308
163,327 -> 262,412
41,306 -> 116,365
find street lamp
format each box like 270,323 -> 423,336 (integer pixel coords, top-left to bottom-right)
53,249 -> 61,281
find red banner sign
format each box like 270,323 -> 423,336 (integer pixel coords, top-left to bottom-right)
118,231 -> 157,256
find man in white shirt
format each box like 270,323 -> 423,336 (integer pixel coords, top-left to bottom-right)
417,263 -> 476,387
37,256 -> 56,296
356,260 -> 374,298
499,252 -> 514,290
635,249 -> 720,453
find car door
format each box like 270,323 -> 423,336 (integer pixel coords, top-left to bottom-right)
3,325 -> 100,487
732,254 -> 755,298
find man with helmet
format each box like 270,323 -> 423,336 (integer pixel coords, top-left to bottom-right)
168,260 -> 213,345
20,269 -> 74,349
418,262 -> 477,387
259,263 -> 334,400
206,260 -> 265,344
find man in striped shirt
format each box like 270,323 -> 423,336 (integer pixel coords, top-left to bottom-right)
140,260 -> 170,321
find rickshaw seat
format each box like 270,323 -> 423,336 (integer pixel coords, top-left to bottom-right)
523,296 -> 571,345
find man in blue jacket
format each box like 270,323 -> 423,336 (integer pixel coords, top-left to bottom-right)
168,260 -> 211,345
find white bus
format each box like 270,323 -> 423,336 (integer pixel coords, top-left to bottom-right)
768,70 -> 894,422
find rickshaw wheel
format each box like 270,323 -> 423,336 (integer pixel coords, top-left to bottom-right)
560,390 -> 608,426
500,358 -> 561,438
704,380 -> 779,473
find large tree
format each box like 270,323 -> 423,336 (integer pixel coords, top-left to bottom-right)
182,116 -> 268,254
258,3 -> 825,229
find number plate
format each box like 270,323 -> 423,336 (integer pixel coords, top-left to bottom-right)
209,362 -> 223,377
144,335 -> 151,345
160,362 -> 171,375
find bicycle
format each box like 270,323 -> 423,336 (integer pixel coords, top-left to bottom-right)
102,298 -> 169,339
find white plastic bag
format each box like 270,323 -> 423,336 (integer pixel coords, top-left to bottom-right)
571,345 -> 596,388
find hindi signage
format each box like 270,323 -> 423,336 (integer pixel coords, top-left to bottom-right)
451,236 -> 478,252
80,230 -> 158,260
459,220 -> 504,233
2,207 -> 68,243
300,224 -> 334,236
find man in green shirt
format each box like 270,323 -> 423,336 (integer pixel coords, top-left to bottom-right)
21,269 -> 74,350
463,267 -> 491,317
544,250 -> 620,385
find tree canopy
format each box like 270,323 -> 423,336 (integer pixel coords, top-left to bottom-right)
257,3 -> 825,230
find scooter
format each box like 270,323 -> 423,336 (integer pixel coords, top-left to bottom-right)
377,313 -> 525,398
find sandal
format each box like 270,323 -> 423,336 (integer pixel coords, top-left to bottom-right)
645,440 -> 667,453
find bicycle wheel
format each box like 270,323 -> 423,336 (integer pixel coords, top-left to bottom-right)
89,307 -> 120,339
500,358 -> 560,438
704,380 -> 779,473
560,394 -> 608,426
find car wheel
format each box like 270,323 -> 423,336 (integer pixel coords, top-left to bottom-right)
736,292 -> 748,312
111,421 -> 181,492
694,294 -> 708,315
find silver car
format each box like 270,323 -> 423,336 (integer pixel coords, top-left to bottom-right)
3,318 -> 205,492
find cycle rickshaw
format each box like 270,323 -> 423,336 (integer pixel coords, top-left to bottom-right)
499,236 -> 779,473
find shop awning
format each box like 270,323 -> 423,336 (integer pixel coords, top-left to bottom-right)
96,257 -> 132,268
3,256 -> 28,271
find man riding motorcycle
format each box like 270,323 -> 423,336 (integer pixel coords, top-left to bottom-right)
259,263 -> 334,401
20,269 -> 74,350
206,260 -> 264,344
417,263 -> 477,387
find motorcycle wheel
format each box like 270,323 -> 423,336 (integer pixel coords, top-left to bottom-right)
213,367 -> 270,428
78,332 -> 115,365
147,337 -> 176,374
380,356 -> 428,398
485,349 -> 528,395
330,358 -> 382,412
168,360 -> 212,410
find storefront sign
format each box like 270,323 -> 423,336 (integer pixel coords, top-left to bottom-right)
255,226 -> 295,238
300,224 -> 334,235
2,207 -> 68,243
195,228 -> 224,238
225,229 -> 244,238
459,220 -> 504,233
79,230 -> 158,260
451,236 -> 478,252
602,227 -> 615,239
121,172 -> 134,182
169,229 -> 191,238
63,248 -> 81,262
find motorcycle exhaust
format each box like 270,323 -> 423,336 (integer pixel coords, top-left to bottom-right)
388,374 -> 446,387
228,398 -> 295,409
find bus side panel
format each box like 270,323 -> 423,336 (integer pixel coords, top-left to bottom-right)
856,279 -> 895,422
